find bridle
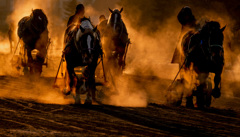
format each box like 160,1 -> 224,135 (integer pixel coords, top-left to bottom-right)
187,28 -> 223,59
208,30 -> 223,49
200,29 -> 223,60
109,12 -> 124,38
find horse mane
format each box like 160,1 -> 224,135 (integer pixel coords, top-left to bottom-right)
108,9 -> 122,24
113,9 -> 121,14
17,9 -> 48,47
200,21 -> 220,34
29,9 -> 48,33
80,17 -> 94,26
30,9 -> 48,24
80,16 -> 90,22
107,8 -> 129,43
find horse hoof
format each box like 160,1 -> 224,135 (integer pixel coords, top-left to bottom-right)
75,100 -> 81,105
212,88 -> 221,98
186,97 -> 194,108
62,88 -> 71,96
84,97 -> 92,105
84,100 -> 92,105
186,102 -> 194,108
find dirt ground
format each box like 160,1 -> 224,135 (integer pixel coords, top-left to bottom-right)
0,75 -> 239,136
1,0 -> 240,136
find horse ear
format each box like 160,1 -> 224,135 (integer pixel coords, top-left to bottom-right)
80,26 -> 85,33
120,7 -> 123,13
93,26 -> 97,32
109,8 -> 113,13
221,25 -> 226,32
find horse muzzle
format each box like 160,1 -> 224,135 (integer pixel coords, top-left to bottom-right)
82,55 -> 93,65
31,49 -> 40,60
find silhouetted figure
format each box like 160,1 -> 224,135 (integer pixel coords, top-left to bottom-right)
17,9 -> 49,75
171,6 -> 200,64
67,4 -> 85,27
177,6 -> 197,31
97,15 -> 108,36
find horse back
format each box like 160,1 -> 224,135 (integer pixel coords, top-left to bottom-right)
18,16 -> 30,38
17,16 -> 40,49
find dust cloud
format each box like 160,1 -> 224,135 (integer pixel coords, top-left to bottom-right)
103,15 -> 181,106
0,0 -> 240,106
0,77 -> 72,104
0,0 -> 69,104
110,0 -> 240,106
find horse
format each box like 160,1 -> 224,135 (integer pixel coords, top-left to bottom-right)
103,8 -> 129,73
17,9 -> 49,76
63,17 -> 102,104
181,21 -> 225,108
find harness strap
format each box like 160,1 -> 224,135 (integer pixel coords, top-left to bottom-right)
210,44 -> 223,49
119,21 -> 124,38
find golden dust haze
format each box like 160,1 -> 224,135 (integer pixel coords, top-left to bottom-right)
0,0 -> 239,107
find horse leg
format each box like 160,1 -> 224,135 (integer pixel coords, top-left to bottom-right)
63,64 -> 75,95
89,74 -> 97,102
212,72 -> 221,98
183,76 -> 194,108
186,95 -> 194,108
196,84 -> 205,109
84,62 -> 98,105
84,67 -> 92,105
84,81 -> 93,105
84,79 -> 96,105
196,73 -> 208,108
75,81 -> 81,104
118,52 -> 125,71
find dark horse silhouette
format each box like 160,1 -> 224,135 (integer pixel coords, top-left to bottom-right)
63,17 -> 102,104
18,9 -> 49,76
182,21 -> 225,108
103,8 -> 129,73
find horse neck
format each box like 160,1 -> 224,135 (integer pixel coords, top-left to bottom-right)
107,20 -> 123,37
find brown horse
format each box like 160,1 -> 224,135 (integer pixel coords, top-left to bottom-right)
102,8 -> 130,73
182,21 -> 225,108
17,9 -> 49,76
63,17 -> 102,104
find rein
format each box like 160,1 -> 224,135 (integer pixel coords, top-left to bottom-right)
190,31 -> 223,62
119,21 -> 124,38
109,12 -> 124,38
209,44 -> 223,48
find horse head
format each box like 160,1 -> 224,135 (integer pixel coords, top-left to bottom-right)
107,8 -> 123,36
75,17 -> 99,65
30,9 -> 48,33
201,21 -> 225,65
